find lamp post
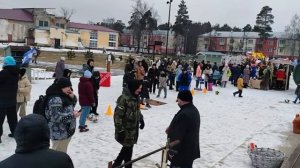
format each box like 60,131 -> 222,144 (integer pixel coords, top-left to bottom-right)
166,0 -> 173,58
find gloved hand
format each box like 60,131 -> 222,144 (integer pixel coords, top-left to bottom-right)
92,103 -> 96,107
139,119 -> 145,129
117,131 -> 125,143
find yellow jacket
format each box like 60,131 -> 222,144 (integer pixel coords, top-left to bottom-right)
237,77 -> 244,90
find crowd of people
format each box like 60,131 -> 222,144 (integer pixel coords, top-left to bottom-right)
1,53 -> 297,168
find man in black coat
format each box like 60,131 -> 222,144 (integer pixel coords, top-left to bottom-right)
0,56 -> 19,143
0,114 -> 74,168
166,90 -> 200,168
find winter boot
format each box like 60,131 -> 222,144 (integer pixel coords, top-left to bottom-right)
78,125 -> 87,129
79,126 -> 89,132
146,104 -> 151,108
112,161 -> 122,168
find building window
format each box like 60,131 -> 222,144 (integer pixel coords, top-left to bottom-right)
246,47 -> 252,52
109,42 -> 116,47
268,41 -> 273,45
219,38 -> 225,45
248,39 -> 253,44
267,48 -> 273,52
89,41 -> 97,48
109,34 -> 117,41
39,21 -> 49,27
279,40 -> 286,45
90,31 -> 98,40
89,31 -> 98,48
109,34 -> 117,48
279,48 -> 284,53
56,23 -> 65,29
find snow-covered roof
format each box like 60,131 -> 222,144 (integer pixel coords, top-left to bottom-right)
200,31 -> 289,39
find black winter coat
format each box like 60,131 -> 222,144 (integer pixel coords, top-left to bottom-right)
0,66 -> 19,108
0,149 -> 74,168
147,68 -> 159,81
167,103 -> 200,165
0,114 -> 74,168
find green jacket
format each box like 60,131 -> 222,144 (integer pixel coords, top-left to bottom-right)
114,87 -> 143,146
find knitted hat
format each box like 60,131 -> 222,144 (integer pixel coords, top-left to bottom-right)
3,56 -> 16,67
127,79 -> 142,96
56,77 -> 72,89
84,70 -> 92,78
177,90 -> 193,102
19,68 -> 26,77
60,57 -> 66,61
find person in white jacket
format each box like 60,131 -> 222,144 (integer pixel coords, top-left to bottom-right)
221,65 -> 231,88
16,69 -> 32,118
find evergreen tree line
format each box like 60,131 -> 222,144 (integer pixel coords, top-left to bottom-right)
90,0 -> 300,55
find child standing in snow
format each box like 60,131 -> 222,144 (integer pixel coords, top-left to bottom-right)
157,71 -> 167,98
233,74 -> 244,97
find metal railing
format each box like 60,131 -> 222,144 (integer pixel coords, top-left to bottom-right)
109,140 -> 180,168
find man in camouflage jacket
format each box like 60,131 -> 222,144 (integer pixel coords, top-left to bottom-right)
112,79 -> 144,168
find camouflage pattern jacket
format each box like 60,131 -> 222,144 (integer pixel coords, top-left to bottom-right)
114,87 -> 143,147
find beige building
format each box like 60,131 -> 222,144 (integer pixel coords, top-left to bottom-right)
68,22 -> 119,49
0,8 -> 119,50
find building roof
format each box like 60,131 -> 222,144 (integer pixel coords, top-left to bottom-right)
200,31 -> 288,39
122,29 -> 175,36
196,51 -> 226,56
0,9 -> 33,22
68,22 -> 118,33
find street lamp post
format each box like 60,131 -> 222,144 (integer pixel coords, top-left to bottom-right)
166,0 -> 173,58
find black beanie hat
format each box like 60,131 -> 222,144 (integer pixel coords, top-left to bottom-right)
177,90 -> 193,102
127,79 -> 142,96
56,77 -> 72,89
19,68 -> 26,77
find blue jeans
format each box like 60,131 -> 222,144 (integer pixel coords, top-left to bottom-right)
79,106 -> 91,126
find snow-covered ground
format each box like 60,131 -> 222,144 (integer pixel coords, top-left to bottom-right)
0,74 -> 299,168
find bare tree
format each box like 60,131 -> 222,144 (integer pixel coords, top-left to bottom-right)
60,7 -> 76,22
285,14 -> 300,56
128,0 -> 159,53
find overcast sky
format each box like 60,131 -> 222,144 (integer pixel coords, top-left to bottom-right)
1,0 -> 299,32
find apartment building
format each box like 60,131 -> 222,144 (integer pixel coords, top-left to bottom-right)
197,31 -> 300,58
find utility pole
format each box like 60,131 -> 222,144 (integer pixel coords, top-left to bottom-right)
166,0 -> 173,58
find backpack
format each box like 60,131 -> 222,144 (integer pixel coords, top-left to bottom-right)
33,95 -> 49,118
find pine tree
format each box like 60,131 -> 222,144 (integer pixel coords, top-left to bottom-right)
173,0 -> 190,36
255,6 -> 274,38
172,0 -> 191,53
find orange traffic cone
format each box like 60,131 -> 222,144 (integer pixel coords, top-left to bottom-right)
140,104 -> 145,109
191,89 -> 195,96
105,104 -> 113,116
203,88 -> 207,94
